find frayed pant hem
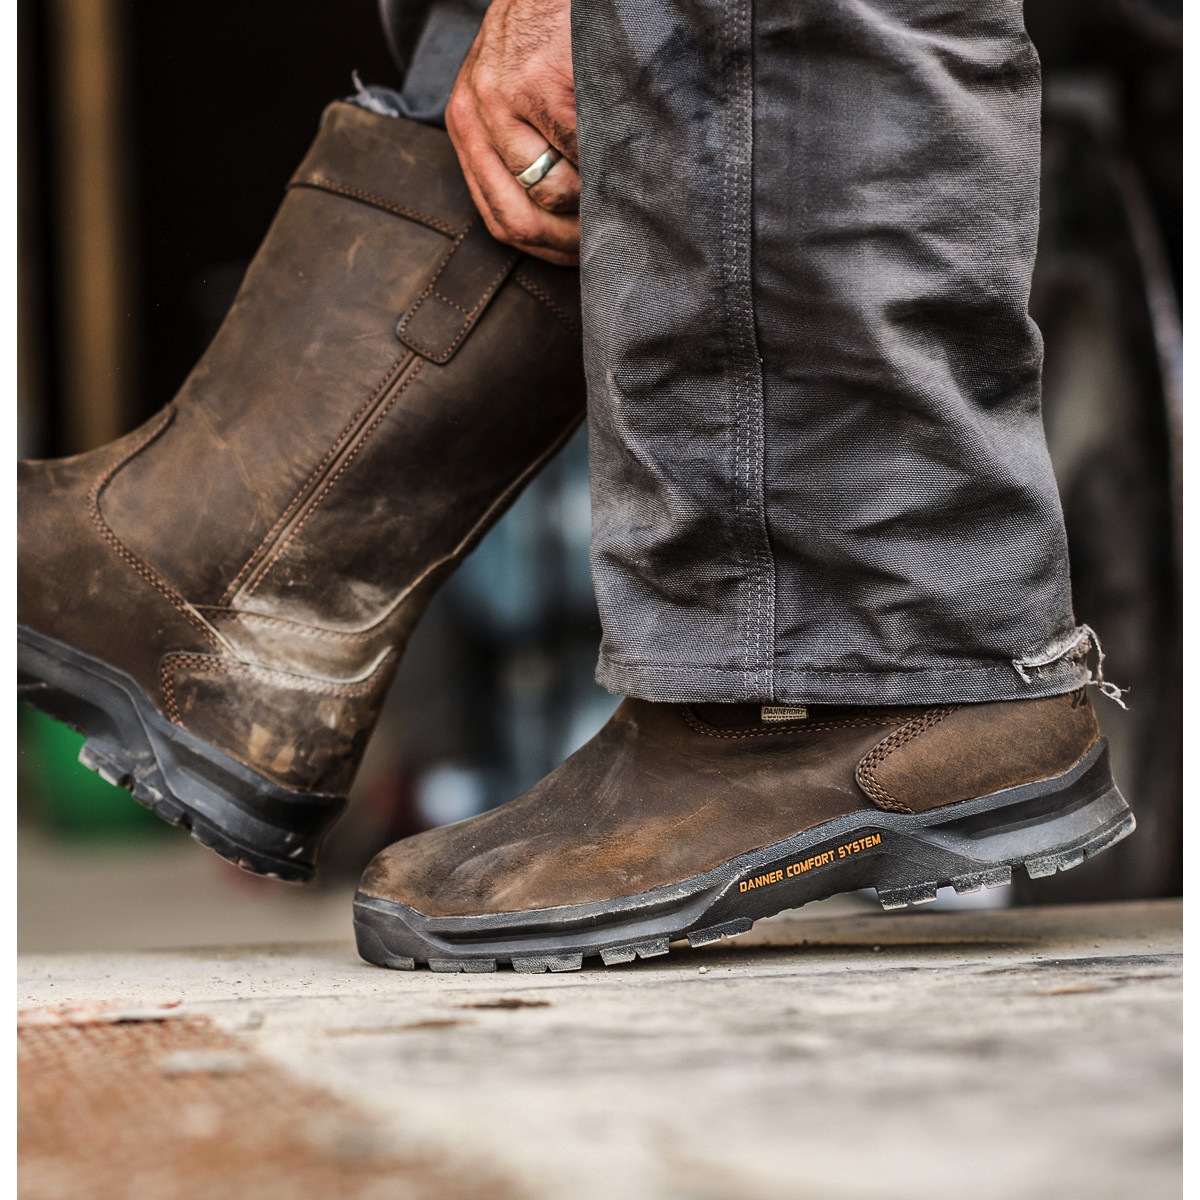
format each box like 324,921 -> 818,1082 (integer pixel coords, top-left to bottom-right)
595,655 -> 1093,706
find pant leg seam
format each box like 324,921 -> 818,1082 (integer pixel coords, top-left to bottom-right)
723,0 -> 776,696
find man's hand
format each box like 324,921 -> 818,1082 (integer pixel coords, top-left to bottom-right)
446,0 -> 579,266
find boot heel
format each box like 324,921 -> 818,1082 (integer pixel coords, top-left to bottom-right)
873,740 -> 1135,909
19,625 -> 344,882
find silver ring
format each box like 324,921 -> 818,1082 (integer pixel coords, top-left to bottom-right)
515,147 -> 562,188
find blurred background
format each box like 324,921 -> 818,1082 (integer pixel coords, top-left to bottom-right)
16,0 -> 1182,951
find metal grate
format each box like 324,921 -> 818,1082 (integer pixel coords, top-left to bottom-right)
19,1011 -> 521,1200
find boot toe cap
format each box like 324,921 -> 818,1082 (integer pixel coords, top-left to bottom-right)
358,818 -> 561,919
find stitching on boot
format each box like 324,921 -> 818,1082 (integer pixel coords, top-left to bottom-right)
88,410 -> 220,650
161,660 -> 184,724
429,290 -> 474,317
218,407 -> 582,638
397,220 -> 520,363
855,707 -> 959,813
287,174 -> 462,238
681,707 -> 902,740
221,358 -> 409,604
244,362 -> 423,598
513,272 -> 582,336
160,650 -> 389,725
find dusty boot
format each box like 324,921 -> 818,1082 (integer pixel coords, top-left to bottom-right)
18,103 -> 586,881
354,691 -> 1134,971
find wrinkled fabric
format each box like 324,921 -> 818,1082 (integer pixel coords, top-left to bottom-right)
376,0 -> 1093,705
573,0 -> 1089,704
372,0 -> 490,125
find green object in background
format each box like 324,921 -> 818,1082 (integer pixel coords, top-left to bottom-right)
18,706 -> 163,839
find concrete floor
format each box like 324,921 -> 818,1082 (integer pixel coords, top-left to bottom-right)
18,898 -> 1181,1200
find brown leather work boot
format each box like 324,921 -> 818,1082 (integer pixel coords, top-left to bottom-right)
353,691 -> 1134,971
17,103 -> 585,881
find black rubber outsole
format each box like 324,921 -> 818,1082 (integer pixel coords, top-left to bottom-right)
18,625 -> 346,882
353,737 -> 1135,973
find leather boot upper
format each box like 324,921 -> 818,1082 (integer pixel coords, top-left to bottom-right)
358,691 -> 1101,916
17,103 -> 586,795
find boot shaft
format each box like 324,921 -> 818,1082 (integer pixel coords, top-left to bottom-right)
19,104 -> 587,800
102,103 -> 584,646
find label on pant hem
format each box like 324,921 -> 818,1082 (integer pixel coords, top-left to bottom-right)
761,706 -> 808,722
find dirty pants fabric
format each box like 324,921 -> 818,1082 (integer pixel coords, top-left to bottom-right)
377,0 -> 1093,706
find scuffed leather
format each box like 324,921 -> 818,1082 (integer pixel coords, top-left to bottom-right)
17,103 -> 586,796
162,651 -> 396,795
359,693 -> 1100,916
231,281 -> 585,631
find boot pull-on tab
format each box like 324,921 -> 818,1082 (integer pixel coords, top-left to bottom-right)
396,218 -> 520,363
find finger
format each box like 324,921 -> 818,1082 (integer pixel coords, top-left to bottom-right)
450,113 -> 580,262
484,81 -> 578,168
448,88 -> 580,261
525,157 -> 580,215
469,140 -> 580,260
463,10 -> 578,166
481,104 -> 564,179
476,105 -> 579,214
521,86 -> 579,166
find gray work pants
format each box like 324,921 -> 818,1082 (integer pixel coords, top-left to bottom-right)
373,0 -> 1096,706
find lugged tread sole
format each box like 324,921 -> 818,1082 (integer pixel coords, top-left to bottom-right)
18,625 -> 346,882
354,737 -> 1135,973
